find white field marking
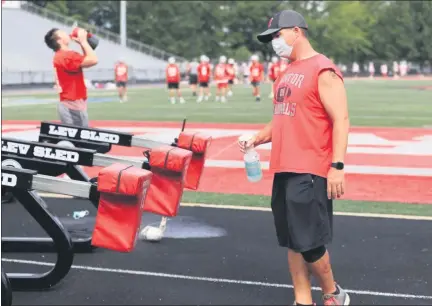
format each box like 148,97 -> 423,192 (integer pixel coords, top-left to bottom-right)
35,194 -> 432,220
203,160 -> 432,177
181,203 -> 432,220
1,124 -> 39,130
351,115 -> 432,121
3,127 -> 432,156
2,258 -> 432,300
79,155 -> 432,177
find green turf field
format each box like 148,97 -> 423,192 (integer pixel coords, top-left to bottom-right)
2,79 -> 432,217
3,79 -> 432,127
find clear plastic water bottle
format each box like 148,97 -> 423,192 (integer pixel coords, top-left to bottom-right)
244,147 -> 263,182
73,210 -> 89,220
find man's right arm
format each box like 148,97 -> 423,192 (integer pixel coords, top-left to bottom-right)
80,40 -> 98,68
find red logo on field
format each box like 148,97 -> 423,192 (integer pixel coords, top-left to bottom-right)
268,18 -> 273,28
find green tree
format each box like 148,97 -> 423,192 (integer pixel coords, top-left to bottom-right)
45,0 -> 68,15
41,0 -> 432,65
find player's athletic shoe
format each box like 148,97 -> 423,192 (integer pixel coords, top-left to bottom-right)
221,96 -> 227,103
322,284 -> 350,305
170,97 -> 176,104
179,97 -> 186,104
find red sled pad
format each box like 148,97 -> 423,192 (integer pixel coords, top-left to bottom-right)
177,132 -> 212,190
92,164 -> 152,252
143,146 -> 192,217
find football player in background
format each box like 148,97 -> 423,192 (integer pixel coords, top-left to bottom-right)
227,58 -> 236,97
166,57 -> 185,104
214,55 -> 229,103
279,57 -> 289,74
249,54 -> 264,102
115,58 -> 128,103
187,58 -> 199,97
268,56 -> 280,98
197,55 -> 212,103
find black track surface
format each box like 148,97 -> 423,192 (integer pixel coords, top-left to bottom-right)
2,197 -> 432,305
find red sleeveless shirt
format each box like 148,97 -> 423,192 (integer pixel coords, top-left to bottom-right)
270,54 -> 343,178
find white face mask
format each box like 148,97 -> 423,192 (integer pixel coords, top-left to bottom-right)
271,36 -> 295,58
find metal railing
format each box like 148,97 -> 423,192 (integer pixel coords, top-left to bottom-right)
20,1 -> 186,62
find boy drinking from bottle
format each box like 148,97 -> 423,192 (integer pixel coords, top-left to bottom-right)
44,27 -> 98,127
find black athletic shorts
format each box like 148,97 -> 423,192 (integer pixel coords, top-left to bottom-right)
251,81 -> 260,87
228,79 -> 234,85
199,82 -> 209,88
189,74 -> 198,85
167,82 -> 179,89
116,81 -> 127,88
270,172 -> 333,252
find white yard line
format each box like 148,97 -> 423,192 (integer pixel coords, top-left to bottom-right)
2,258 -> 432,300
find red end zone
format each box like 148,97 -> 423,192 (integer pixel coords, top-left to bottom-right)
2,120 -> 432,204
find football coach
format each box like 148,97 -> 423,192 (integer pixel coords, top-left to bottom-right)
238,10 -> 350,306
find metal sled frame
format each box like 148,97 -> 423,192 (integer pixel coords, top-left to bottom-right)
1,167 -> 74,291
1,138 -> 145,253
1,154 -> 98,253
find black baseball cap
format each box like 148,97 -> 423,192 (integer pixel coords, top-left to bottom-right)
257,10 -> 308,43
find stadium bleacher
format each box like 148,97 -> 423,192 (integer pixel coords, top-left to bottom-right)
1,6 -> 170,85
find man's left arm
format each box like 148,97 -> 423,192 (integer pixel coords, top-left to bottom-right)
318,69 -> 350,199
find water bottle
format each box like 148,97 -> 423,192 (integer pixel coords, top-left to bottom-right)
244,147 -> 263,182
73,210 -> 89,220
70,22 -> 99,49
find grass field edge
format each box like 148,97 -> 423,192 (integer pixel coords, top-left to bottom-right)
38,192 -> 432,220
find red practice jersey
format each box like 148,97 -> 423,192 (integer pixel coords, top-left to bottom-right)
214,63 -> 228,83
249,62 -> 264,82
166,64 -> 180,83
269,62 -> 281,81
226,64 -> 236,81
115,62 -> 128,82
271,54 -> 343,178
53,50 -> 86,102
197,63 -> 211,83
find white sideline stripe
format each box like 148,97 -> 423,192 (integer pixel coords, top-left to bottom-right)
205,160 -> 432,177
104,155 -> 432,177
35,193 -> 432,220
2,258 -> 432,300
181,203 -> 432,221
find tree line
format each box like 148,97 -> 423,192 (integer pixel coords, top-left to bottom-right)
45,0 -> 431,67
